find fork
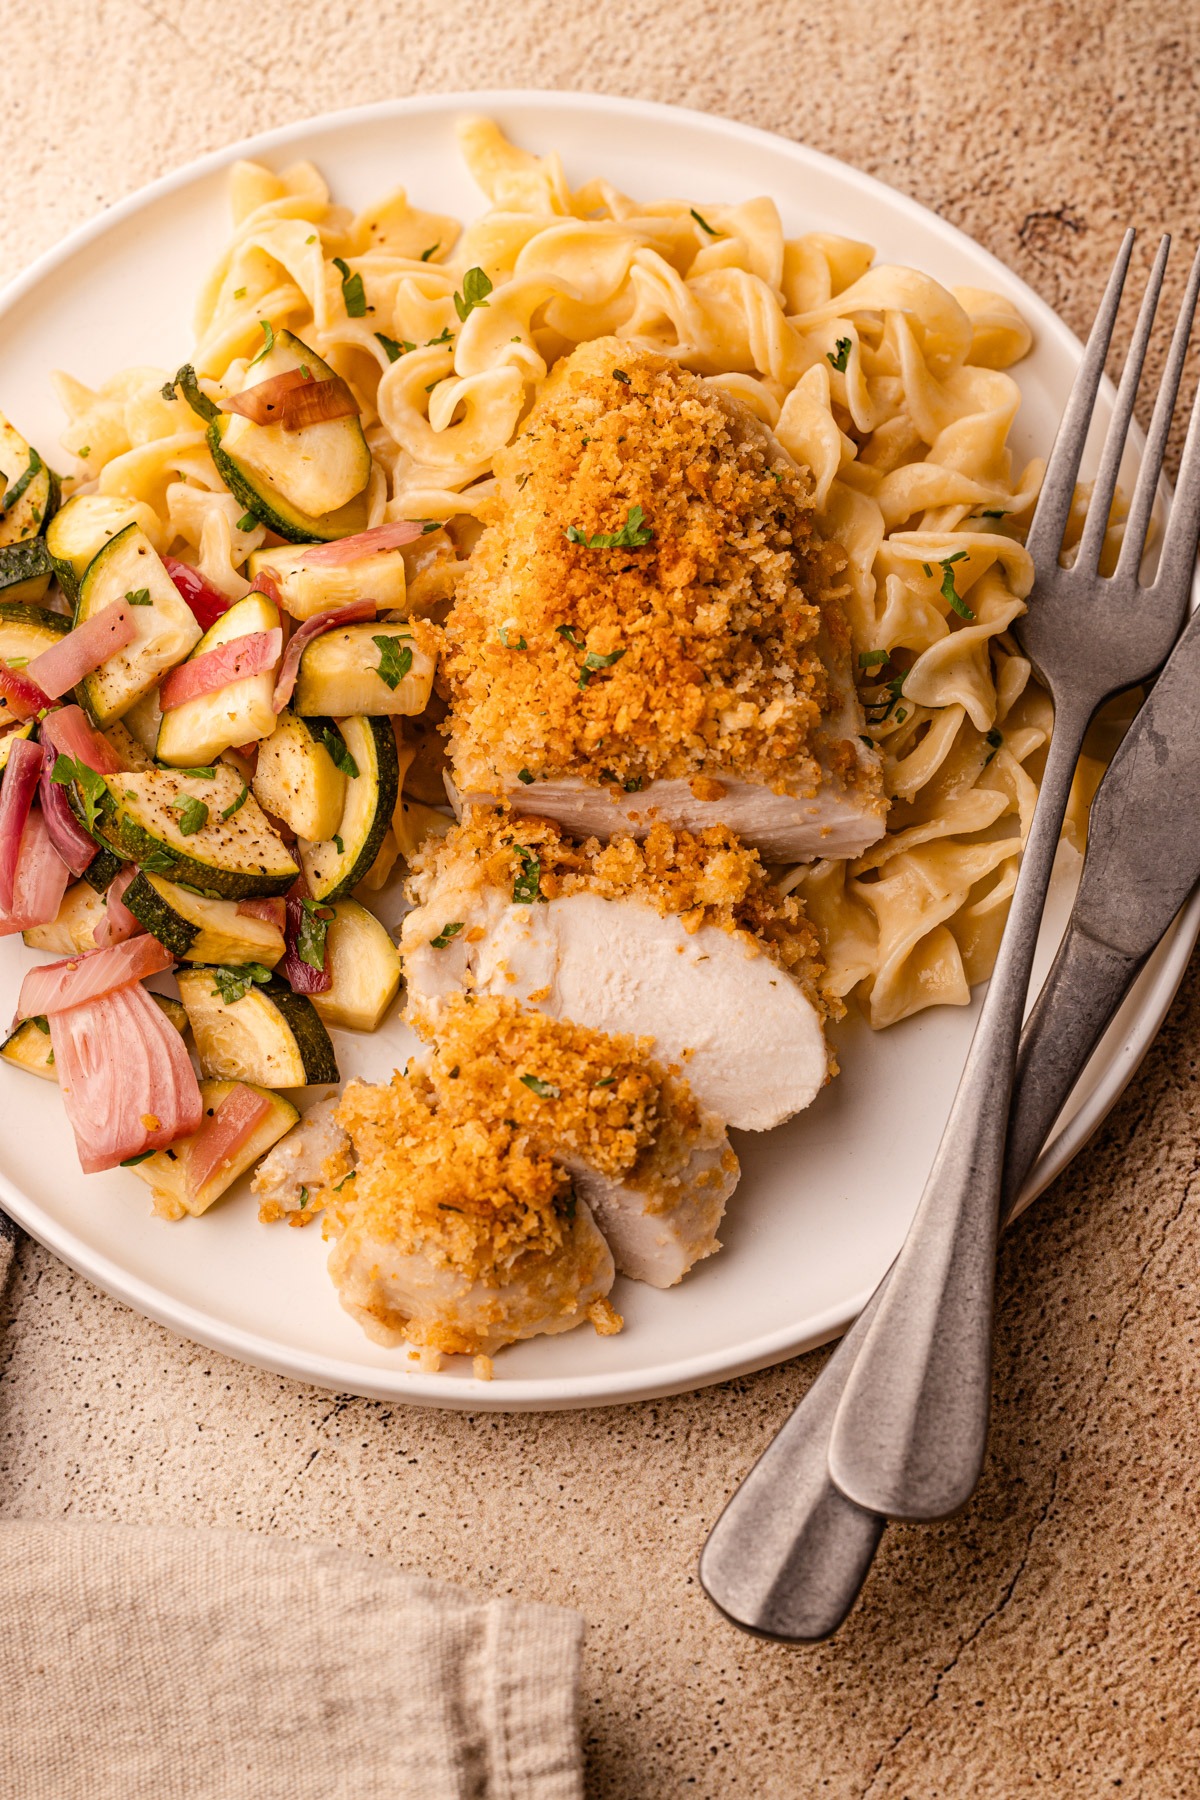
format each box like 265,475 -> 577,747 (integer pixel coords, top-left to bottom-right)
824,231 -> 1199,1525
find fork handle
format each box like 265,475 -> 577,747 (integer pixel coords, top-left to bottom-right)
825,698 -> 1095,1521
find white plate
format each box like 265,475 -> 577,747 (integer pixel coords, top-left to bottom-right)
0,91 -> 1194,1411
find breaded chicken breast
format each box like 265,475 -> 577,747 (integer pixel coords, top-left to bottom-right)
444,338 -> 885,861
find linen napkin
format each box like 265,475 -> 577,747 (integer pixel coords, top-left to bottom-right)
0,1518 -> 584,1799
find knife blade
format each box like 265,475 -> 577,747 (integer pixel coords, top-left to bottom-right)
700,595 -> 1200,1643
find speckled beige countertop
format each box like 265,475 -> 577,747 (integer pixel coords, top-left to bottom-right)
2,3 -> 1199,1794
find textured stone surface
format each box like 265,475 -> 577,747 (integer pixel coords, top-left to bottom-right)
2,3 -> 1199,1794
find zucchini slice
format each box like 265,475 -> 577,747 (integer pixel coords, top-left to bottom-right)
0,1015 -> 57,1080
0,599 -> 70,661
207,331 -> 371,544
46,493 -> 163,604
155,590 -> 281,766
0,415 -> 58,548
74,524 -> 202,725
121,684 -> 163,757
0,720 -> 34,773
251,710 -> 347,841
293,622 -> 435,718
2,994 -> 186,1083
177,967 -> 339,1087
129,1078 -> 299,1218
123,870 -> 286,966
309,900 -> 401,1032
22,879 -> 108,954
246,542 -> 407,621
0,539 -> 53,605
85,764 -> 299,899
297,716 -> 398,901
81,847 -> 125,894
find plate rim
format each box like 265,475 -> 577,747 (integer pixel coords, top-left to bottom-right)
2,87 -> 1196,1410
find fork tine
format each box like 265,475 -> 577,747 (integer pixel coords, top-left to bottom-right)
1153,251 -> 1200,598
1117,241 -> 1200,582
1025,228 -> 1136,568
1073,236 -> 1171,573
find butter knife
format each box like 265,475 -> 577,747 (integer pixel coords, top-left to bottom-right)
700,589 -> 1200,1642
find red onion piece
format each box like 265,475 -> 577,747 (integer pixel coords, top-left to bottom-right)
26,603 -> 137,701
297,520 -> 427,566
0,662 -> 52,723
0,735 -> 44,911
185,1084 -> 273,1197
41,704 -> 127,775
272,599 -> 377,712
161,556 -> 234,632
158,628 -> 282,713
248,569 -> 283,610
237,896 -> 286,931
279,891 -> 332,993
49,982 -> 201,1174
18,934 -> 175,1020
276,378 -> 360,431
0,809 -> 72,939
38,738 -> 98,877
96,864 -> 144,948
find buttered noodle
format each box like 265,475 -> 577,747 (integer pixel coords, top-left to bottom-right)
51,118 -> 1112,1029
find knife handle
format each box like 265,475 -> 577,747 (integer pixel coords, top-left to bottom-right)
699,916 -> 1147,1642
1000,920 -> 1145,1229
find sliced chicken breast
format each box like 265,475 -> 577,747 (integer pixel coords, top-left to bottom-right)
567,1126 -> 737,1288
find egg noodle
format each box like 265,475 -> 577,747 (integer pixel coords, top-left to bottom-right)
51,118 -> 1114,1029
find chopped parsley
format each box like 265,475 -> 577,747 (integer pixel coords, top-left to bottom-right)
430,921 -> 465,949
139,849 -> 180,875
50,755 -> 107,833
612,368 -> 630,383
827,337 -> 852,374
858,648 -> 889,669
375,332 -> 414,362
78,446 -> 90,459
233,285 -> 247,299
372,634 -> 413,691
579,647 -> 626,689
165,364 -> 219,423
210,963 -> 273,1004
984,727 -> 1003,764
305,234 -> 317,245
5,656 -> 27,669
498,625 -> 527,650
123,587 -> 152,607
31,1016 -> 49,1035
624,775 -> 643,793
332,834 -> 344,855
564,505 -> 654,550
296,896 -> 334,972
333,257 -> 366,317
175,796 -> 209,836
556,623 -> 585,647
177,766 -> 215,780
249,320 -> 275,365
594,1075 -> 616,1087
690,208 -> 720,236
426,326 -> 453,347
937,551 -> 974,619
512,845 -> 541,905
419,242 -> 440,262
981,508 -> 1007,519
516,768 -> 535,785
316,723 -> 358,778
298,1186 -> 310,1209
520,1073 -> 560,1099
220,784 -> 250,822
453,267 -> 493,321
865,671 -> 908,725
236,512 -> 259,531
120,1151 -> 155,1167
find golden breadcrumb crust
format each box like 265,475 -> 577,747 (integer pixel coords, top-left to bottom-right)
444,338 -> 851,793
322,996 -> 711,1281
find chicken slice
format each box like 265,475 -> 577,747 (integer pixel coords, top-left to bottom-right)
252,1096 -> 347,1223
443,337 -> 885,864
402,813 -> 831,1132
322,997 -> 739,1360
